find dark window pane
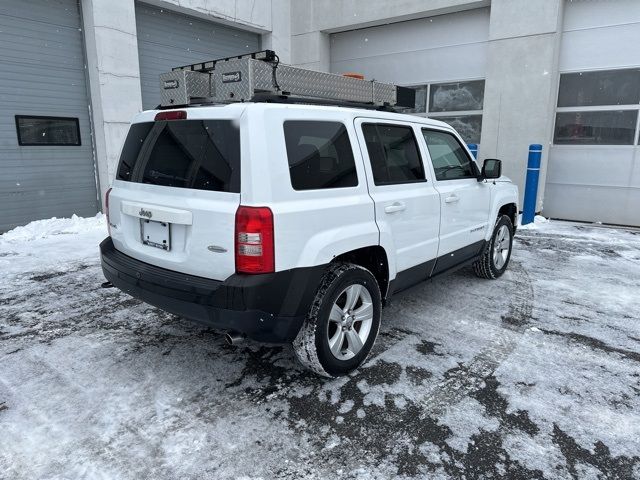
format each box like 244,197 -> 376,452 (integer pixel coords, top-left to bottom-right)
117,120 -> 240,193
16,116 -> 80,146
553,110 -> 637,145
429,80 -> 485,112
362,124 -> 425,185
433,115 -> 483,144
405,85 -> 427,113
558,69 -> 640,107
423,129 -> 477,181
284,121 -> 357,190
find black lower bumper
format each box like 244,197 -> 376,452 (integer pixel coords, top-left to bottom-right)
100,237 -> 325,343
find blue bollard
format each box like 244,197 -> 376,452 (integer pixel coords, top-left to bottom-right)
522,144 -> 543,225
467,143 -> 478,159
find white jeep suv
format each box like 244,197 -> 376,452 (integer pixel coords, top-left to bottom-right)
101,102 -> 518,377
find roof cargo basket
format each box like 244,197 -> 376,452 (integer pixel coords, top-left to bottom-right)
159,50 -> 415,110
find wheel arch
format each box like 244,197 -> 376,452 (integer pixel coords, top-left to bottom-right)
498,202 -> 517,230
334,245 -> 390,301
485,191 -> 518,241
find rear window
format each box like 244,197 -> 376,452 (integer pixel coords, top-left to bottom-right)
283,121 -> 358,190
117,120 -> 240,193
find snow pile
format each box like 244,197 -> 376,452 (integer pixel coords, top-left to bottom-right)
0,214 -> 108,276
0,213 -> 105,244
517,214 -> 549,230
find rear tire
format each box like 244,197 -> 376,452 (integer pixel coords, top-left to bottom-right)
473,214 -> 514,279
293,262 -> 382,377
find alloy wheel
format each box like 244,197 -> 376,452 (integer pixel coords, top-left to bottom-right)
327,284 -> 374,360
493,224 -> 511,269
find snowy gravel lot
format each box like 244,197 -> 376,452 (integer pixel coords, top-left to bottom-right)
1,215 -> 639,479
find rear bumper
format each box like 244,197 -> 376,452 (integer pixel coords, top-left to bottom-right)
100,237 -> 325,343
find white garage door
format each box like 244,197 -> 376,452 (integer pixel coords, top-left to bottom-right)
544,0 -> 640,226
0,0 -> 98,232
135,2 -> 261,110
330,8 -> 490,144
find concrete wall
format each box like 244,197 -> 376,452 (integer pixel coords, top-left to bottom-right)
478,0 -> 564,210
81,0 -> 143,208
262,0 -> 292,64
81,0 -> 290,206
140,0 -> 273,32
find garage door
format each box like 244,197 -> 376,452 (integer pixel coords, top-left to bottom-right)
543,0 -> 640,226
330,8 -> 490,144
0,0 -> 98,232
135,2 -> 261,110
330,8 -> 489,86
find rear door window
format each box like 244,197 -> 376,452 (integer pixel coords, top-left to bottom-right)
117,120 -> 240,193
361,124 -> 426,185
283,121 -> 358,190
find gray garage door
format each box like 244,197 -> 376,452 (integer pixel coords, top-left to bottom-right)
135,2 -> 261,110
0,0 -> 98,232
543,0 -> 640,226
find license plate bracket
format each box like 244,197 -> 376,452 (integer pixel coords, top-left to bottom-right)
141,219 -> 171,251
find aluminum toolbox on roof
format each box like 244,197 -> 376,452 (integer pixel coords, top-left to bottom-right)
159,50 -> 415,109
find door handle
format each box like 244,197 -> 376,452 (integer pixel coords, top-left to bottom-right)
384,202 -> 406,214
445,195 -> 460,204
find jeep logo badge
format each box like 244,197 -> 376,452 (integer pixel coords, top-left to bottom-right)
163,79 -> 179,89
139,208 -> 152,219
222,71 -> 242,83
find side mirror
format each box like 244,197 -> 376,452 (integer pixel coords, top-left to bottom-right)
481,158 -> 502,180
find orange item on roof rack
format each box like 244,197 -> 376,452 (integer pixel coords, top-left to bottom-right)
342,73 -> 365,80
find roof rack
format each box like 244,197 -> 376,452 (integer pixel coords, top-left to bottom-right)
158,50 -> 415,111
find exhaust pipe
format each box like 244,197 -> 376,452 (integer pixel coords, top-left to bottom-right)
225,331 -> 246,346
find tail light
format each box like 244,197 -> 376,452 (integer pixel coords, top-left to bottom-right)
154,110 -> 187,121
235,206 -> 274,274
105,187 -> 113,236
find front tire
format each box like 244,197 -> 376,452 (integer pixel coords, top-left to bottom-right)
473,214 -> 514,279
293,262 -> 382,377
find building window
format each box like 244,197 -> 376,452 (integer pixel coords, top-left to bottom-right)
406,86 -> 427,114
15,115 -> 81,146
557,69 -> 640,108
407,80 -> 485,144
429,80 -> 485,112
554,111 -> 637,146
554,68 -> 640,145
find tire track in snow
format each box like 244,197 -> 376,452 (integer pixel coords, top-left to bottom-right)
418,261 -> 534,417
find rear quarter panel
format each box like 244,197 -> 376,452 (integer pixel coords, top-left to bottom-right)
243,106 -> 379,272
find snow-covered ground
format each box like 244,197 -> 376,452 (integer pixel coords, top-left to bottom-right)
1,216 -> 639,479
